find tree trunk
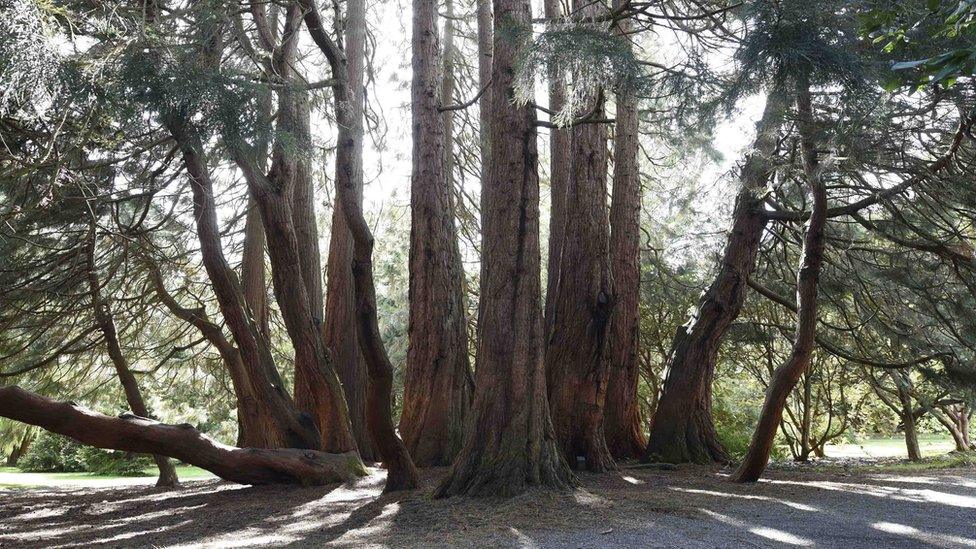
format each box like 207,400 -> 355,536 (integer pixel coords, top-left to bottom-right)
241,201 -> 270,340
604,8 -> 646,461
86,227 -> 179,487
733,75 -> 827,482
226,7 -> 360,457
898,388 -> 922,462
299,0 -> 420,491
146,262 -> 280,449
435,0 -> 575,496
321,0 -> 376,462
164,113 -> 322,451
476,0 -> 492,181
797,373 -> 813,461
645,84 -> 790,464
5,430 -> 32,467
542,0 -> 571,335
400,0 -> 472,466
545,79 -> 615,471
0,386 -> 365,485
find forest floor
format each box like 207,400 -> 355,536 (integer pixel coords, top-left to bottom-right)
1,458 -> 975,548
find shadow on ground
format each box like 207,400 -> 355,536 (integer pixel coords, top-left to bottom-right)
2,464 -> 975,547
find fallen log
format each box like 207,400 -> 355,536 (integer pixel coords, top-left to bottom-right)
0,386 -> 367,485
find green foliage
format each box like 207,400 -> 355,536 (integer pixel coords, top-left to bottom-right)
728,0 -> 871,103
18,432 -> 154,475
0,0 -> 63,118
18,432 -> 86,472
861,0 -> 976,88
514,22 -> 648,124
78,446 -> 154,476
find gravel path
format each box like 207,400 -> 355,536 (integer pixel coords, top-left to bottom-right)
1,465 -> 974,547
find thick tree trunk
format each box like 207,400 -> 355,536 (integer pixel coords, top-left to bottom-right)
542,0 -> 571,335
241,200 -> 270,339
545,81 -> 616,471
5,430 -> 32,467
476,0 -> 492,180
604,9 -> 646,461
86,228 -> 179,487
321,0 -> 375,462
435,0 -> 574,496
0,386 -> 365,485
164,114 -> 321,451
645,85 -> 790,464
897,382 -> 922,462
400,0 -> 472,466
299,0 -> 419,491
734,75 -> 827,482
226,7 -> 360,457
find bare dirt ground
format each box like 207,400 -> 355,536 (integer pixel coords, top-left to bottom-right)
1,463 -> 974,548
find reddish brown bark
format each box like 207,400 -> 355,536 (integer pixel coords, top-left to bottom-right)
734,75 -> 827,482
545,85 -> 616,472
435,0 -> 574,497
147,262 -> 281,449
604,13 -> 646,459
86,228 -> 178,487
300,0 -> 419,491
0,386 -> 365,485
321,0 -> 375,461
400,0 -> 472,466
644,84 -> 790,464
542,0 -> 571,335
164,113 -> 321,451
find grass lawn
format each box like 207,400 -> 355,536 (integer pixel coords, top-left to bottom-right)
824,433 -> 958,459
0,465 -> 213,489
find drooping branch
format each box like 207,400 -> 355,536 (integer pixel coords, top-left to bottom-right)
0,386 -> 366,486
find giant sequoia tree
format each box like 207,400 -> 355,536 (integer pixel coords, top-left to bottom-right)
435,0 -> 574,497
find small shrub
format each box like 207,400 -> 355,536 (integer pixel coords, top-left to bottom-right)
18,432 -> 86,472
78,446 -> 154,476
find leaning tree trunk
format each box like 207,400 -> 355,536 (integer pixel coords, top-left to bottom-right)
86,227 -> 179,487
299,0 -> 419,491
734,74 -> 827,483
0,386 -> 365,485
435,0 -> 575,497
146,262 -> 280,449
545,79 -> 616,470
645,84 -> 790,465
603,7 -> 646,461
400,0 -> 472,466
165,113 -> 321,451
542,0 -> 571,335
5,430 -> 32,467
321,0 -> 375,461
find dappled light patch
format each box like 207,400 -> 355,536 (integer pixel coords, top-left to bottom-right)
872,521 -> 976,548
671,486 -> 819,511
699,509 -> 815,546
764,478 -> 976,508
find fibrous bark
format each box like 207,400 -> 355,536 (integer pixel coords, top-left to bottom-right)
545,82 -> 616,470
435,0 -> 574,497
322,0 -> 375,461
645,84 -> 790,465
300,0 -> 419,491
400,0 -> 472,466
734,75 -> 827,482
542,0 -> 571,335
0,386 -> 365,485
604,10 -> 646,460
165,113 -> 321,451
